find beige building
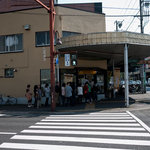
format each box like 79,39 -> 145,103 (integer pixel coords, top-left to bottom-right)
0,2 -> 106,99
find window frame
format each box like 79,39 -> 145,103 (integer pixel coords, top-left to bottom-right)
0,33 -> 23,54
62,31 -> 81,38
4,68 -> 14,78
35,31 -> 57,47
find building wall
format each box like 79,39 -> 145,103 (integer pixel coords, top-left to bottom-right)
0,8 -> 50,97
0,7 -> 106,97
55,6 -> 105,34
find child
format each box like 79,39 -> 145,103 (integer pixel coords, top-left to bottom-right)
25,89 -> 32,107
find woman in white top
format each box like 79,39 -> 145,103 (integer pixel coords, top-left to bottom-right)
77,83 -> 83,104
44,83 -> 50,107
61,83 -> 66,106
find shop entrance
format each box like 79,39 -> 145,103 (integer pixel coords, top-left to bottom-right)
60,68 -> 107,100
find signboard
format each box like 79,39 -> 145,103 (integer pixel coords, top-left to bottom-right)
114,68 -> 120,89
78,70 -> 97,75
64,74 -> 73,83
65,54 -> 70,66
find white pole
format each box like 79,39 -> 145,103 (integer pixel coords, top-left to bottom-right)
124,44 -> 129,107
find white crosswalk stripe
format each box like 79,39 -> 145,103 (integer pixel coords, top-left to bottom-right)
0,111 -> 150,150
41,119 -> 136,122
0,143 -> 132,150
21,129 -> 150,137
11,135 -> 150,146
46,116 -> 133,119
36,122 -> 141,126
0,132 -> 16,135
0,113 -> 6,117
29,125 -> 145,131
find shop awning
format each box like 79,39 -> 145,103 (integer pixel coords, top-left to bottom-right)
57,32 -> 150,67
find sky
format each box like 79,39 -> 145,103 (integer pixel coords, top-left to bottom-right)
57,0 -> 150,34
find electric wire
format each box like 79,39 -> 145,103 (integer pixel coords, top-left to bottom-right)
14,11 -> 148,17
126,11 -> 140,31
122,0 -> 133,15
122,0 -> 138,31
7,2 -> 150,34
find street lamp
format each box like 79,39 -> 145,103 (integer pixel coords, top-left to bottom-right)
114,20 -> 124,31
55,30 -> 62,45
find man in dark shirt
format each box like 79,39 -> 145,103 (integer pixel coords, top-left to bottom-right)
55,82 -> 60,105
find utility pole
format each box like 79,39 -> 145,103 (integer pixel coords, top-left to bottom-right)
139,0 -> 144,33
49,0 -> 56,111
139,0 -> 147,93
35,0 -> 56,111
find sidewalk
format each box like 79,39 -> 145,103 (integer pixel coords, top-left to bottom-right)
0,95 -> 149,113
0,92 -> 150,113
129,91 -> 150,101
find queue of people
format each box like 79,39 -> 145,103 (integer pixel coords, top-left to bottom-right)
25,83 -> 50,108
59,81 -> 98,106
25,81 -> 99,108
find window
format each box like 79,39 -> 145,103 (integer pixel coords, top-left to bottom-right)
62,31 -> 81,37
36,31 -> 57,46
0,34 -> 23,53
40,69 -> 50,86
5,68 -> 14,78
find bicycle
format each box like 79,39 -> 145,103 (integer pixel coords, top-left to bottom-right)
5,96 -> 17,105
0,94 -> 4,105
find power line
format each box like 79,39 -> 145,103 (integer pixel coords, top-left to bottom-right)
122,0 -> 133,15
11,4 -> 139,11
126,11 -> 140,31
123,0 -> 139,30
102,6 -> 138,11
15,11 -> 148,17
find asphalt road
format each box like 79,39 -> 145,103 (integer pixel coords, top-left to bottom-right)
0,107 -> 150,150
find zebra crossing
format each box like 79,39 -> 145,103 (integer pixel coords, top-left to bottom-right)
0,111 -> 150,150
0,113 -> 6,117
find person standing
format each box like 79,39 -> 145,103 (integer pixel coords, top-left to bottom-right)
77,83 -> 83,104
33,85 -> 38,107
65,82 -> 72,106
37,85 -> 42,108
25,84 -> 32,107
92,83 -> 98,102
25,89 -> 32,107
83,82 -> 89,103
26,84 -> 31,91
61,83 -> 66,106
44,83 -> 50,107
88,82 -> 92,103
55,82 -> 60,106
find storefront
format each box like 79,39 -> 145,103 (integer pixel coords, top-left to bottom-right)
59,67 -> 107,100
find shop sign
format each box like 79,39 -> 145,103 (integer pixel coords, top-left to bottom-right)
78,70 -> 97,75
64,74 -> 73,83
65,54 -> 70,66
